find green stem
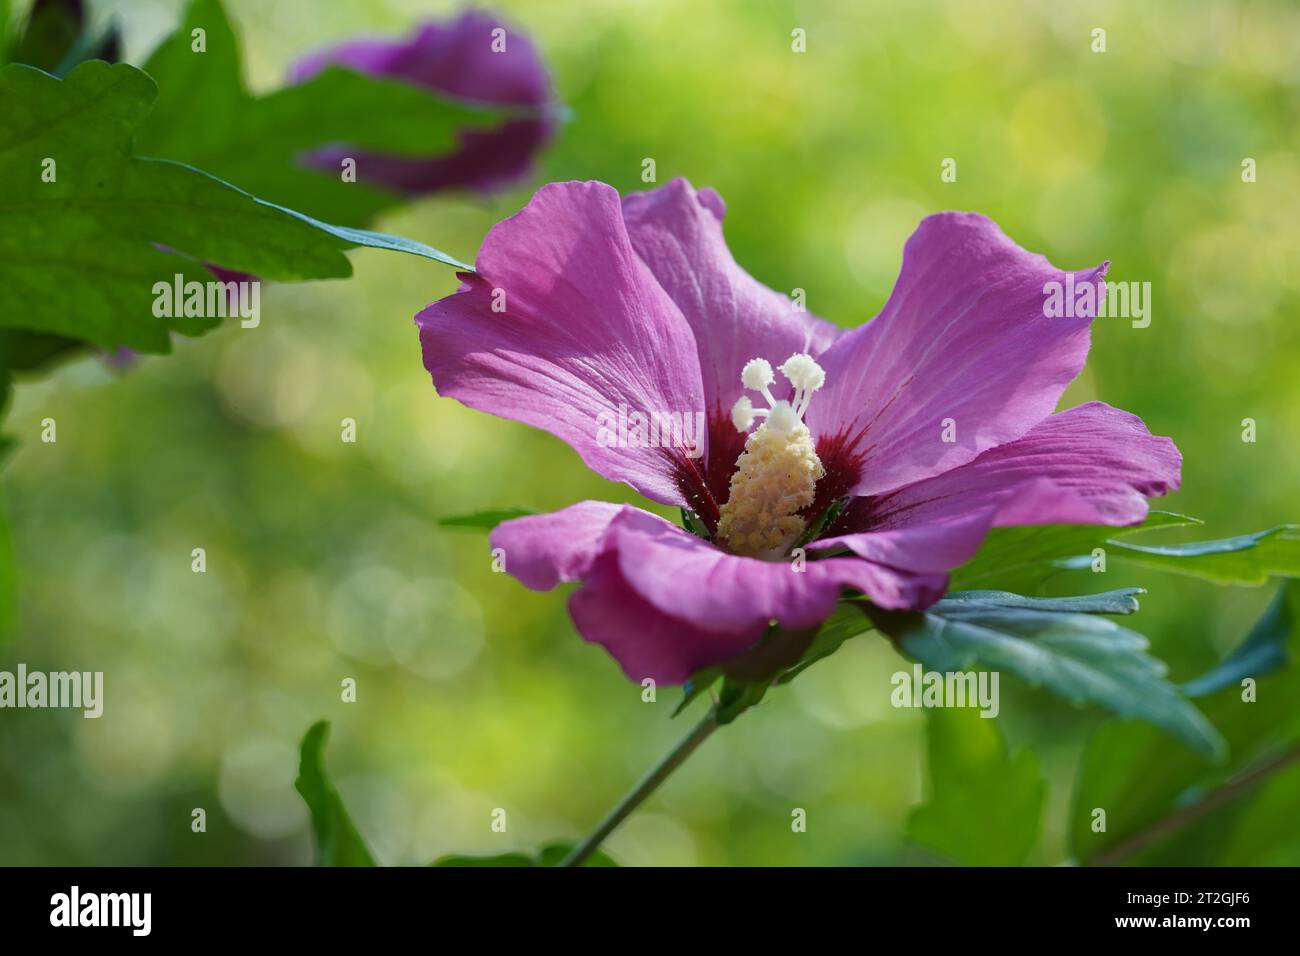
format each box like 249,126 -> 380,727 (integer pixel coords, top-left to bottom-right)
560,709 -> 720,867
1091,742 -> 1300,866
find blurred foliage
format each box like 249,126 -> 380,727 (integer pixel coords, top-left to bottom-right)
909,707 -> 1045,866
1071,580 -> 1300,865
0,0 -> 1298,866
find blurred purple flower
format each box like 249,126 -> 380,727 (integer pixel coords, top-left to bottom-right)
416,179 -> 1181,683
289,10 -> 556,196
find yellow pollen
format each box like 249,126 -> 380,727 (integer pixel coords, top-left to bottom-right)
718,352 -> 827,558
717,419 -> 824,557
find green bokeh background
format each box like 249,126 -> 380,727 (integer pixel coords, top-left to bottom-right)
2,0 -> 1298,865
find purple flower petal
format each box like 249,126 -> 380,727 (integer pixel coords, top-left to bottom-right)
289,10 -> 556,195
602,507 -> 943,631
493,502 -> 765,681
417,181 -> 707,507
849,401 -> 1181,533
488,500 -> 626,590
809,513 -> 997,574
809,402 -> 1180,578
493,501 -> 946,682
807,212 -> 1108,501
570,554 -> 769,684
621,178 -> 841,506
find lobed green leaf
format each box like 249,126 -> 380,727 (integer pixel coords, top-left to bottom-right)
869,591 -> 1225,759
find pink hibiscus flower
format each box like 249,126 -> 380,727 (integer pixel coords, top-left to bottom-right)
290,9 -> 556,196
417,179 -> 1180,683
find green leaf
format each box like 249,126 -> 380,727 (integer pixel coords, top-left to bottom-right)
869,590 -> 1226,759
672,667 -> 721,717
948,510 -> 1200,592
137,0 -> 503,227
1,329 -> 86,446
793,496 -> 847,549
294,721 -> 376,867
714,676 -> 770,725
908,708 -> 1046,865
937,588 -> 1145,615
248,202 -> 472,272
1070,580 -> 1300,864
672,591 -> 1150,733
1,61 -> 329,350
433,842 -> 618,867
0,0 -> 10,63
680,508 -> 711,540
1183,582 -> 1291,697
0,328 -> 83,374
1066,525 -> 1300,586
0,491 -> 14,645
1,60 -> 471,353
438,508 -> 536,530
1,62 -> 197,348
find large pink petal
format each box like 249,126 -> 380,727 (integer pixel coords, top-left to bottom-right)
621,179 -> 841,509
620,181 -> 839,408
491,503 -> 768,682
418,182 -> 707,506
809,513 -> 996,573
489,500 -> 632,590
492,502 -> 946,683
855,401 -> 1181,532
807,212 -> 1108,500
809,402 -> 1180,575
602,509 -> 945,634
571,527 -> 945,685
569,554 -> 767,684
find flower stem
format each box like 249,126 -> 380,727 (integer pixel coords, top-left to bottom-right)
560,708 -> 720,867
1091,742 -> 1300,866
